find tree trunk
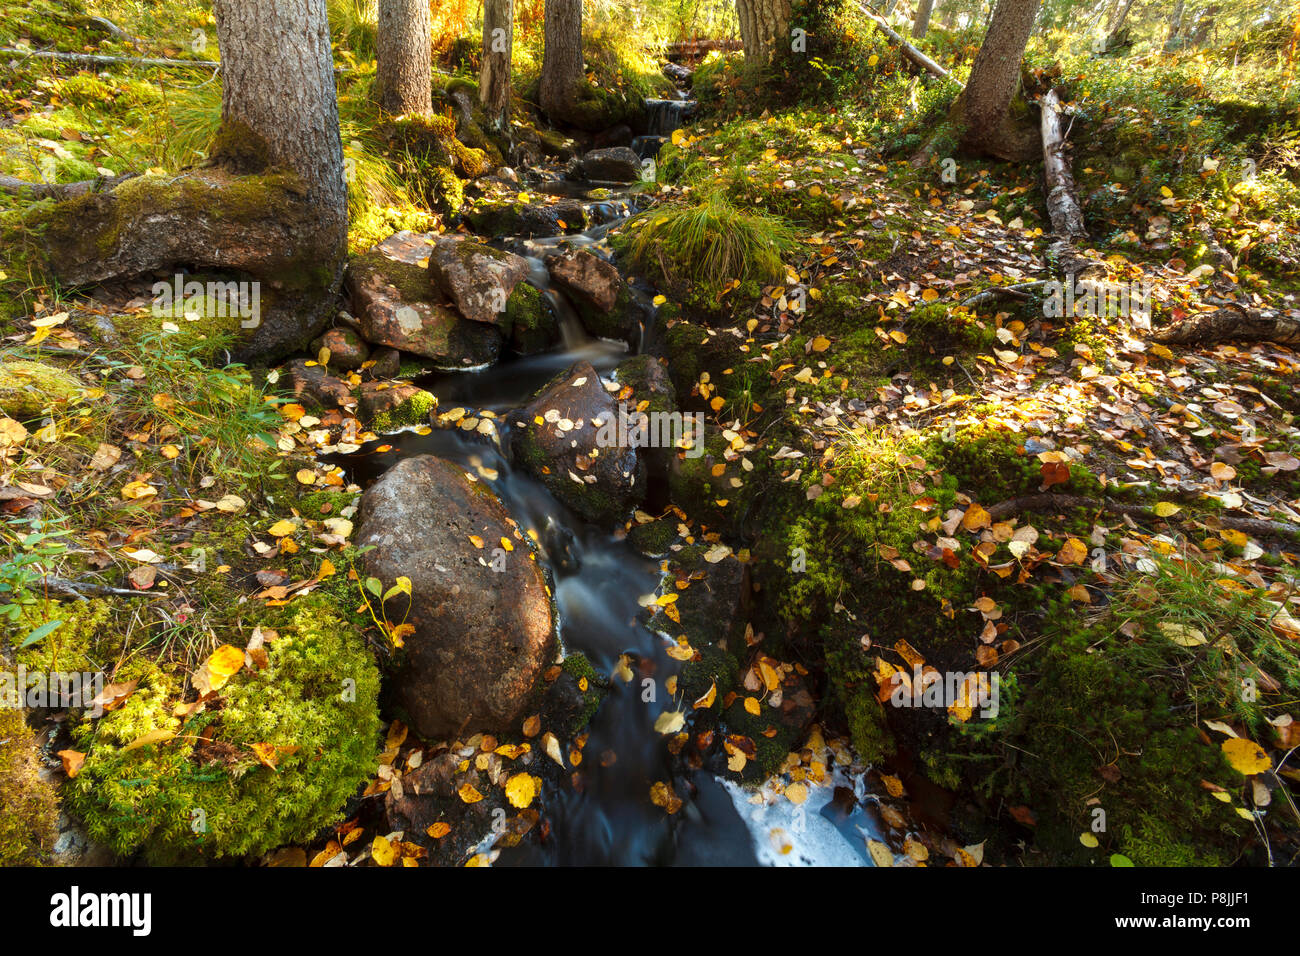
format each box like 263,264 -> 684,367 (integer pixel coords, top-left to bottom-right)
913,0 -> 936,38
31,0 -> 349,364
736,0 -> 793,64
958,0 -> 1043,161
540,0 -> 583,124
480,0 -> 514,132
1163,0 -> 1186,52
1105,0 -> 1136,38
376,0 -> 432,116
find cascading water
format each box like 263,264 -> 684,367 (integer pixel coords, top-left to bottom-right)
335,158 -> 895,867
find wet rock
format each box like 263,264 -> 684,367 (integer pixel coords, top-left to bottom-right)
428,238 -> 530,325
282,358 -> 354,411
512,361 -> 646,524
548,250 -> 638,343
579,147 -> 645,184
614,354 -> 678,481
505,283 -> 562,356
357,455 -> 557,740
663,62 -> 693,84
548,250 -> 622,313
383,751 -> 512,866
368,347 -> 402,380
347,246 -> 503,369
310,327 -> 370,371
465,199 -> 588,239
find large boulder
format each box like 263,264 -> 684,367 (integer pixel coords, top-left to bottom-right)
512,361 -> 646,524
357,456 -> 557,740
428,238 -> 530,325
579,147 -> 645,184
346,246 -> 503,369
547,249 -> 638,343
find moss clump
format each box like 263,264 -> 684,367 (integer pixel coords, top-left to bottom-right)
370,389 -> 436,432
627,518 -> 678,557
505,282 -> 559,355
65,599 -> 381,864
678,642 -> 738,716
0,706 -> 59,865
560,652 -> 607,734
0,359 -> 87,420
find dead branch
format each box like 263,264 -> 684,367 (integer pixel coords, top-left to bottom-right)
1,47 -> 219,70
0,172 -> 138,200
858,2 -> 960,85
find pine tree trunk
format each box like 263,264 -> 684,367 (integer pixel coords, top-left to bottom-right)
1163,0 -> 1186,51
540,0 -> 583,123
480,0 -> 514,132
736,0 -> 793,64
33,0 -> 352,362
959,0 -> 1043,160
376,0 -> 432,116
914,0 -> 936,38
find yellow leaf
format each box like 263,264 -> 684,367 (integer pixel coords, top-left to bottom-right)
371,834 -> 397,867
505,773 -> 539,809
268,519 -> 297,538
1153,502 -> 1181,517
1222,738 -> 1271,775
1079,832 -> 1099,848
457,783 -> 485,803
786,782 -> 808,804
295,469 -> 317,485
743,696 -> 761,716
961,503 -> 991,532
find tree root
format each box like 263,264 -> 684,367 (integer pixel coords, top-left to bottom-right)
0,172 -> 138,200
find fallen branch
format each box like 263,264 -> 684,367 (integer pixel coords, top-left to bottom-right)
986,493 -> 1300,543
0,172 -> 138,199
858,2 -> 959,85
1152,301 -> 1300,347
43,576 -> 162,600
958,280 -> 1052,310
0,47 -> 220,70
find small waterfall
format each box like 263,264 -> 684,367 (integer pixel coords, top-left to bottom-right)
644,97 -> 696,137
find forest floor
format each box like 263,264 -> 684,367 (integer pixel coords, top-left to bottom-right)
2,1 -> 1300,868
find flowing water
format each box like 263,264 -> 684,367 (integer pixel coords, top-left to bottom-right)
334,101 -> 894,866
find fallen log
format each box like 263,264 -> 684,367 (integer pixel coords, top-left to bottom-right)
1038,87 -> 1100,281
1152,301 -> 1300,347
0,172 -> 138,199
858,2 -> 959,85
0,47 -> 220,70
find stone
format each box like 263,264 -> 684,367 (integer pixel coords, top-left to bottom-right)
281,358 -> 354,411
357,456 -> 557,740
579,147 -> 645,183
512,361 -> 646,524
310,327 -> 370,371
346,247 -> 503,369
428,237 -> 530,325
548,250 -> 623,313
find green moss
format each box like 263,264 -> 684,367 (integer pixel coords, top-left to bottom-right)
0,359 -> 87,420
504,282 -> 558,355
66,598 -> 381,864
627,518 -> 678,557
0,705 -> 59,865
560,652 -> 606,734
370,388 -> 436,432
678,642 -> 738,716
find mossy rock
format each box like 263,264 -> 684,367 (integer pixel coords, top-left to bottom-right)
0,706 -> 59,865
65,598 -> 381,864
627,518 -> 679,557
0,359 -> 87,420
505,282 -> 560,355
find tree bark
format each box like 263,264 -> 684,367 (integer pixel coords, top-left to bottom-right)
1104,0 -> 1136,43
540,0 -> 584,123
913,0 -> 936,37
1153,302 -> 1300,347
1040,87 -> 1094,277
736,0 -> 793,64
1163,0 -> 1186,52
958,0 -> 1043,161
29,0 -> 349,364
376,0 -> 432,116
480,0 -> 514,132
